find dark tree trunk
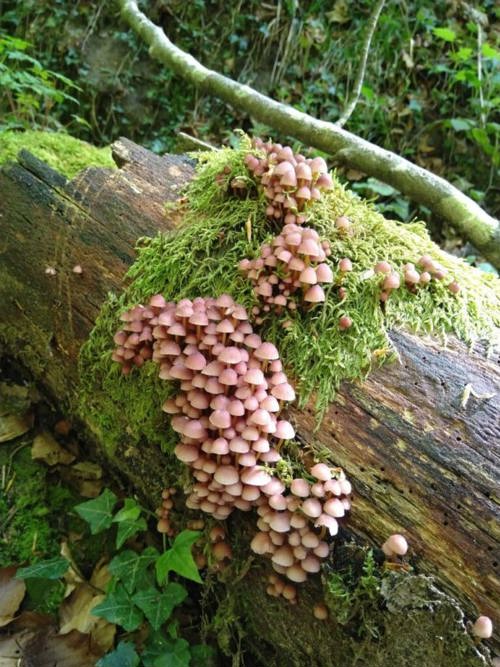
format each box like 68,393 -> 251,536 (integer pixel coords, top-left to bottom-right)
0,139 -> 498,665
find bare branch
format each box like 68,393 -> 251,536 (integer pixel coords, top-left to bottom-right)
118,0 -> 500,268
336,0 -> 387,128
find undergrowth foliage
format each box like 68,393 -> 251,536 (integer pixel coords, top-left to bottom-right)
80,135 -> 500,453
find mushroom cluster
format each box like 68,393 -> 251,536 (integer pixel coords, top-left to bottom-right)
243,138 -> 333,225
251,463 -> 351,584
156,486 -> 177,536
239,222 -> 333,311
375,256 -> 460,303
266,573 -> 297,603
112,293 -> 352,587
112,293 -> 296,521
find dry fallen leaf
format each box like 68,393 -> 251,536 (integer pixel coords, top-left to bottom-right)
58,584 -> 115,653
3,628 -> 100,667
0,413 -> 33,443
31,431 -> 76,466
0,567 -> 26,628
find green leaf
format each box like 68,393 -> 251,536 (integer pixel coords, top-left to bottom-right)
116,517 -> 147,549
352,178 -> 397,197
74,489 -> 117,534
433,27 -> 456,42
156,530 -> 202,585
449,118 -> 474,132
108,547 -> 159,594
113,498 -> 142,523
96,642 -> 140,667
91,583 -> 143,632
132,583 -> 187,631
16,557 -> 69,580
153,638 -> 191,667
482,43 -> 500,60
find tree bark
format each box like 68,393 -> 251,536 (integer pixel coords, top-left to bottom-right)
0,140 -> 498,662
116,0 -> 500,269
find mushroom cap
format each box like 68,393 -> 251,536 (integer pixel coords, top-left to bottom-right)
185,352 -> 207,371
316,263 -> 333,283
218,346 -> 242,365
184,420 -> 208,440
269,494 -> 288,511
272,545 -> 294,567
285,564 -> 307,583
241,466 -> 272,486
291,478 -> 310,498
310,463 -> 331,481
269,511 -> 292,533
271,383 -> 296,402
174,443 -> 199,463
214,465 -> 240,486
301,498 -> 322,518
315,514 -> 339,535
338,258 -> 353,273
216,318 -> 235,334
250,531 -> 272,555
250,408 -> 272,427
316,173 -> 333,189
313,603 -> 329,620
211,437 -> 230,455
295,163 -> 312,181
220,368 -> 238,386
374,260 -> 391,274
210,409 -> 231,429
255,342 -> 280,361
149,294 -> 167,309
382,533 -> 408,557
244,368 -> 266,386
304,285 -> 325,303
472,616 -> 493,639
323,498 -> 345,518
383,272 -> 401,290
301,555 -> 321,573
300,266 -> 318,285
274,420 -> 295,440
229,436 -> 250,453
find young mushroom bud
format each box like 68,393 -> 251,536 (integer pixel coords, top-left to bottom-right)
472,615 -> 493,639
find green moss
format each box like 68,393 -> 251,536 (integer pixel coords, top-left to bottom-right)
0,129 -> 115,178
79,137 -> 500,445
0,441 -> 63,566
201,538 -> 491,666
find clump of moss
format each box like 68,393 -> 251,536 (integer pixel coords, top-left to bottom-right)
79,137 -> 499,445
0,440 -> 73,566
0,130 -> 115,179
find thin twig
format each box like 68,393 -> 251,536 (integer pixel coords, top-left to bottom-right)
336,0 -> 387,128
476,23 -> 486,128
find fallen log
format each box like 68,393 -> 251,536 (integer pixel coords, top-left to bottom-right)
0,138 -> 498,665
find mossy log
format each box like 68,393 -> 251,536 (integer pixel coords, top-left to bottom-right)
0,139 -> 498,665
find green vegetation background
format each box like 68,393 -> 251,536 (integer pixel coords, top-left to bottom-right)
0,0 -> 498,248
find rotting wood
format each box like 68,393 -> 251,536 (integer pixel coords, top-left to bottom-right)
0,139 -> 498,647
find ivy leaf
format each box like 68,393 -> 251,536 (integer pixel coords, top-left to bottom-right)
433,27 -> 456,42
108,547 -> 159,594
96,642 -> 140,667
132,583 -> 187,631
113,498 -> 142,523
91,583 -> 143,632
16,557 -> 69,580
74,489 -> 117,534
155,530 -> 202,585
153,638 -> 191,667
116,517 -> 147,549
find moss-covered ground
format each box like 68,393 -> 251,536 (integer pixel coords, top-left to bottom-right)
0,130 -> 115,178
79,136 -> 500,459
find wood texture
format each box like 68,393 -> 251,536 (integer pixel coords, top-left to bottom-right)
0,139 -> 498,639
